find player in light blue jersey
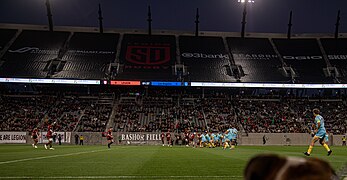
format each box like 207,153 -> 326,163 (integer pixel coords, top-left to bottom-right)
205,133 -> 213,148
221,134 -> 229,149
223,127 -> 233,149
230,127 -> 238,149
304,108 -> 332,156
210,133 -> 216,148
214,133 -> 220,147
201,133 -> 206,147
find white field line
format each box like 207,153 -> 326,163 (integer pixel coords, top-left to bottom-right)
0,149 -> 110,165
0,176 -> 243,179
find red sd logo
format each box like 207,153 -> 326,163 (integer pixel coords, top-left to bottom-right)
126,45 -> 171,65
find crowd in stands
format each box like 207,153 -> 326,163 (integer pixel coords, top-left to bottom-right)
113,88 -> 347,135
0,93 -> 112,133
0,95 -> 54,131
0,86 -> 346,135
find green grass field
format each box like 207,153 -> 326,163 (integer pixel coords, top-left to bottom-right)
0,145 -> 346,179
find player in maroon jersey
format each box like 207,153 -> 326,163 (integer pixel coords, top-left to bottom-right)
107,127 -> 114,148
161,132 -> 165,146
166,130 -> 172,147
184,131 -> 190,147
190,132 -> 197,148
44,124 -> 54,150
31,128 -> 39,148
197,133 -> 202,147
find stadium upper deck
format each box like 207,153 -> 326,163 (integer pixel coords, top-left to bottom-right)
0,23 -> 347,84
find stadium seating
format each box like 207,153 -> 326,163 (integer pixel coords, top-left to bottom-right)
0,30 -> 70,78
320,38 -> 347,83
56,32 -> 119,79
0,29 -> 17,51
227,37 -> 290,82
1,27 -> 347,83
273,38 -> 333,83
116,34 -> 176,80
179,36 -> 234,82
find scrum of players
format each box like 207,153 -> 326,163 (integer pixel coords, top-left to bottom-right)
162,125 -> 238,149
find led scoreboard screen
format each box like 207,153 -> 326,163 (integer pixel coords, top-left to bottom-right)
110,81 -> 141,86
150,81 -> 189,86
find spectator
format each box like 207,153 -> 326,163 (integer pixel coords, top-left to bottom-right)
80,135 -> 84,145
58,134 -> 62,145
75,134 -> 79,145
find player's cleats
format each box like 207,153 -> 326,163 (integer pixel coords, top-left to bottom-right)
44,144 -> 48,149
303,152 -> 310,156
49,148 -> 54,150
327,150 -> 332,156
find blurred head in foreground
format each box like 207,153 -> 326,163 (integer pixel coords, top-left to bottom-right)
244,154 -> 337,180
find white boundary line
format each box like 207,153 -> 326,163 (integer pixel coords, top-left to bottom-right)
0,176 -> 242,179
0,149 -> 109,165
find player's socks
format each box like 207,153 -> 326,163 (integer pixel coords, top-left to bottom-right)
307,145 -> 313,154
323,144 -> 331,152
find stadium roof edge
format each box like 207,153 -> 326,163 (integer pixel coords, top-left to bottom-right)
0,23 -> 346,38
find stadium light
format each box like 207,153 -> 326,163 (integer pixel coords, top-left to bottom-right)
238,0 -> 255,3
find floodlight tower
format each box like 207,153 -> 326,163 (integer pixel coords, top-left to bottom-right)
239,0 -> 254,38
45,0 -> 54,32
287,11 -> 293,39
98,3 -> 104,34
195,8 -> 200,37
147,5 -> 152,35
334,10 -> 341,39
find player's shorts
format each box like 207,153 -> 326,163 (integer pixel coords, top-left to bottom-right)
48,138 -> 53,141
315,130 -> 326,139
325,135 -> 329,142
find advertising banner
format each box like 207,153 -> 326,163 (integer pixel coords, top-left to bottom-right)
117,132 -> 162,145
39,132 -> 71,144
0,132 -> 26,143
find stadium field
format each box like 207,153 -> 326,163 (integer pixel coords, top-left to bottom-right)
0,145 -> 346,179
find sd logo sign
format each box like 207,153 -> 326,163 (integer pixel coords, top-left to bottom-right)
126,45 -> 171,65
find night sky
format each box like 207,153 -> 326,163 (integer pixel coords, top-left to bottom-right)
0,0 -> 346,34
